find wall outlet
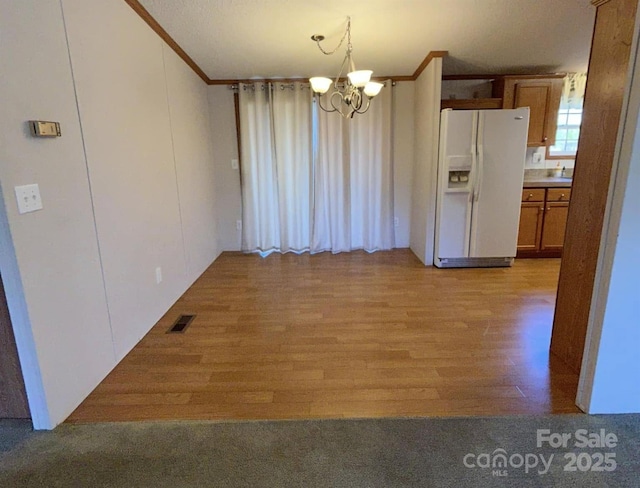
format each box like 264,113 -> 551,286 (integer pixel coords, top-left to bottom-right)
155,267 -> 162,284
231,159 -> 239,170
15,184 -> 43,214
394,217 -> 400,228
236,220 -> 242,231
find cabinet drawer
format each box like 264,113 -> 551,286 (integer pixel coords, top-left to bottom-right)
547,188 -> 571,202
522,189 -> 546,202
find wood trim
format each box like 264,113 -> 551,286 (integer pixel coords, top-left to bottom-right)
209,78 -> 312,85
517,249 -> 562,258
545,145 -> 577,160
390,75 -> 415,82
123,0 -> 210,84
233,91 -> 243,188
208,79 -> 240,86
412,51 -> 449,80
208,75 -> 419,86
444,73 -> 566,81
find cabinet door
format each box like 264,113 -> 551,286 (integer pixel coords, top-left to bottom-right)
517,202 -> 544,251
541,202 -> 569,251
503,78 -> 563,147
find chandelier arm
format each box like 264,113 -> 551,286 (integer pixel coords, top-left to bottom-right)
350,88 -> 363,111
352,96 -> 372,115
329,92 -> 349,118
315,93 -> 339,114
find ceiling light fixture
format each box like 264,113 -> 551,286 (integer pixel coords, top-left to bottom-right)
309,17 -> 383,118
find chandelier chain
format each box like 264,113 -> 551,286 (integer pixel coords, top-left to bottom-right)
315,17 -> 352,56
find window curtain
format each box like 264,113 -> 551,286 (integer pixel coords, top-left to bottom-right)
239,80 -> 394,255
238,82 -> 312,255
561,73 -> 587,109
311,80 -> 395,253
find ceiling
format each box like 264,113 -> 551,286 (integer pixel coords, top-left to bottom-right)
137,0 -> 596,80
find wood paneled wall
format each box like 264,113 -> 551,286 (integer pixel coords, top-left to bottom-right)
551,0 -> 638,373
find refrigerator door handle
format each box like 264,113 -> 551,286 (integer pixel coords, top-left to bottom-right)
470,111 -> 479,200
474,112 -> 486,202
475,145 -> 484,202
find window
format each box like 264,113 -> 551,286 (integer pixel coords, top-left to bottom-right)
547,105 -> 582,159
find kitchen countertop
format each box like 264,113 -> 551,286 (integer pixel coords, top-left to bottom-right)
523,176 -> 572,188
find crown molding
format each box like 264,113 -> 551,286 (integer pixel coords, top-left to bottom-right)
411,51 -> 449,80
123,0 -> 210,83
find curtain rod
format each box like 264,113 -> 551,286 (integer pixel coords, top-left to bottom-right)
229,81 -> 396,90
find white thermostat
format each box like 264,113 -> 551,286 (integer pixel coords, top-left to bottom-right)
29,120 -> 61,138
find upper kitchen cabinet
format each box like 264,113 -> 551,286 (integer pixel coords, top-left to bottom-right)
495,76 -> 564,147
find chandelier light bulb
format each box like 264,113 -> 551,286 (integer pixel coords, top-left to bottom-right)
363,81 -> 384,97
310,77 -> 333,94
347,70 -> 373,88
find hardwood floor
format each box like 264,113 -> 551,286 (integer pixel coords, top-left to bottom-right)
68,250 -> 580,423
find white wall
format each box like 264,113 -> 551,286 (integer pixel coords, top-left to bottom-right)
392,82 -> 416,248
208,86 -> 242,251
0,0 -> 115,429
164,46 -> 220,281
410,59 -> 443,265
441,79 -> 493,100
62,0 -> 188,361
588,139 -> 640,412
0,0 -> 220,428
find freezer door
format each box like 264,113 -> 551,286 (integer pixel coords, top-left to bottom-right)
469,108 -> 529,258
435,110 -> 476,259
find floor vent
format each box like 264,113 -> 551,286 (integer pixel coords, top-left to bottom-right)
167,314 -> 195,334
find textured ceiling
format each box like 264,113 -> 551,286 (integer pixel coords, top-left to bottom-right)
137,0 -> 596,80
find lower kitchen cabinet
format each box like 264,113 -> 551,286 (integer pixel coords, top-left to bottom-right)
540,202 -> 569,251
517,187 -> 571,257
517,202 -> 544,251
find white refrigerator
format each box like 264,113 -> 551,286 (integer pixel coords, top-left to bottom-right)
434,108 -> 529,268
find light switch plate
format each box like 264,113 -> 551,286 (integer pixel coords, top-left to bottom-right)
15,184 -> 43,214
231,159 -> 239,170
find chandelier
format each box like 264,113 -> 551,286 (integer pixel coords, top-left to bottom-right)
309,17 -> 383,118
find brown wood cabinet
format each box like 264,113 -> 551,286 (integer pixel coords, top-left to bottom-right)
498,76 -> 564,147
517,186 -> 571,257
517,191 -> 545,252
